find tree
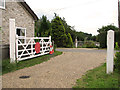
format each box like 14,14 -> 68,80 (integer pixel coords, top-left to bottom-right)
97,24 -> 119,33
51,15 -> 68,47
67,33 -> 73,47
35,15 -> 51,37
97,24 -> 119,48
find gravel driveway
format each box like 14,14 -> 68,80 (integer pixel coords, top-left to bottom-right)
2,48 -> 106,88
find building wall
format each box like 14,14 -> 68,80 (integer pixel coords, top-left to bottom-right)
1,1 -> 35,59
2,1 -> 35,45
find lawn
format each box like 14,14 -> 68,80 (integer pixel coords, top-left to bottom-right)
2,51 -> 62,75
73,63 -> 120,88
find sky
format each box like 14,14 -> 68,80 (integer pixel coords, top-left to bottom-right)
25,0 -> 118,35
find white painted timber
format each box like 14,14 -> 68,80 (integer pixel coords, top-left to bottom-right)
16,36 -> 52,61
107,30 -> 114,74
9,19 -> 16,63
75,38 -> 77,48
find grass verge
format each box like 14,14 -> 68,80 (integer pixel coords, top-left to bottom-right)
73,63 -> 120,88
2,51 -> 62,75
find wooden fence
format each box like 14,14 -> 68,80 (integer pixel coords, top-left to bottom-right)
16,35 -> 52,61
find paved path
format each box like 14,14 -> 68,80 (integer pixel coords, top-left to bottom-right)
2,48 -> 106,88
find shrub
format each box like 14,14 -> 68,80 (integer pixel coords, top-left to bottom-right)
98,32 -> 107,48
53,44 -> 57,52
114,52 -> 120,73
66,33 -> 73,48
82,41 -> 96,48
115,42 -> 119,50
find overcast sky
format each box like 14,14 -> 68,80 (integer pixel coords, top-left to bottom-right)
25,0 -> 118,35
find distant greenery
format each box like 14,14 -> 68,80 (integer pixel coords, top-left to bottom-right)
82,41 -> 97,48
73,63 -> 119,88
2,51 -> 62,75
35,14 -> 97,48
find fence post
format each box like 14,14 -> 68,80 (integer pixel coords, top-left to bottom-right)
75,37 -> 77,48
31,38 -> 33,56
16,35 -> 18,62
9,19 -> 16,63
49,36 -> 51,46
42,38 -> 44,53
107,30 -> 114,74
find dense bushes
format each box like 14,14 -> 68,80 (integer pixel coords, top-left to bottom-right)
97,25 -> 119,48
98,32 -> 107,48
82,41 -> 96,48
66,33 -> 73,48
98,31 -> 120,48
114,52 -> 120,73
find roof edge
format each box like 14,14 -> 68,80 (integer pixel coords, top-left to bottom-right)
19,1 -> 39,21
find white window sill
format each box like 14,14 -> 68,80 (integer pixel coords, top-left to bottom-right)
0,6 -> 5,10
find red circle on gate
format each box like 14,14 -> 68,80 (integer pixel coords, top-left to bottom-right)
35,42 -> 40,53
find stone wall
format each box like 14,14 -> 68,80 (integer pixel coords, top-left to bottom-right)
2,1 -> 35,45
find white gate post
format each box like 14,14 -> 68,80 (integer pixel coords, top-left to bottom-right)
75,37 -> 77,48
49,36 -> 51,45
9,19 -> 16,63
107,30 -> 114,74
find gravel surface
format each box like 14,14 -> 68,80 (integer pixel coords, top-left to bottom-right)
2,48 -> 106,88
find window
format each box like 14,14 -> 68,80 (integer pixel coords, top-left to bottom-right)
0,0 -> 5,9
16,27 -> 26,43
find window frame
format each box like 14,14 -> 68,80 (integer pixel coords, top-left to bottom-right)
16,27 -> 26,44
0,0 -> 5,9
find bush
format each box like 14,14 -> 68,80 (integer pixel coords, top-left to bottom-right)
98,31 -> 120,48
114,52 -> 120,73
53,44 -> 57,52
115,42 -> 119,50
82,41 -> 96,48
98,32 -> 107,48
66,33 -> 73,48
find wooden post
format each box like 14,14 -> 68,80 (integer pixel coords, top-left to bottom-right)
9,19 -> 16,63
107,30 -> 114,74
75,37 -> 77,48
16,35 -> 18,62
49,36 -> 51,46
31,38 -> 33,56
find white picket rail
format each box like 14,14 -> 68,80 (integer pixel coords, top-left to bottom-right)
16,35 -> 52,61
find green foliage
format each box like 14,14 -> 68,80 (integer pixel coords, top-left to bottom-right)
2,51 -> 62,75
73,63 -> 119,88
66,33 -> 73,48
115,31 -> 120,47
60,16 -> 94,42
35,14 -> 97,48
98,31 -> 120,48
97,25 -> 119,48
35,15 -> 51,37
114,52 -> 120,73
97,24 -> 119,33
115,42 -> 119,50
98,32 -> 107,48
82,41 -> 96,48
51,15 -> 68,47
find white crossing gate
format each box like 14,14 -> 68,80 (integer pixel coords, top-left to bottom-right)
16,35 -> 52,61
